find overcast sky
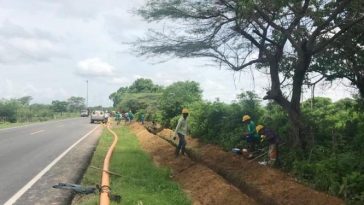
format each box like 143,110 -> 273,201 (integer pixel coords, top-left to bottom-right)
0,0 -> 357,106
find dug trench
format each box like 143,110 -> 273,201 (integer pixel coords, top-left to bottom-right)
129,123 -> 259,205
131,122 -> 344,205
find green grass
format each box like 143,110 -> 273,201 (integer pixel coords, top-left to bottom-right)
0,113 -> 80,129
76,125 -> 191,205
0,122 -> 29,129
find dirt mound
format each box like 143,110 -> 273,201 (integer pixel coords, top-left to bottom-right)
143,121 -> 163,134
129,123 -> 258,205
157,128 -> 344,205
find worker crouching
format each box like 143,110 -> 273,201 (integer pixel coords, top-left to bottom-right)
242,115 -> 260,159
256,125 -> 279,166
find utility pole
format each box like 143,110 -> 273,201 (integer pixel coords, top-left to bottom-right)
86,80 -> 89,108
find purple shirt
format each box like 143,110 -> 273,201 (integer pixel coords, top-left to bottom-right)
264,128 -> 279,144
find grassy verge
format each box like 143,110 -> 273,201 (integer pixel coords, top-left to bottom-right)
75,125 -> 191,205
0,122 -> 29,129
0,113 -> 80,129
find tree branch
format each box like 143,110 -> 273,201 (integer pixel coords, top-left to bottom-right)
254,5 -> 301,50
313,15 -> 364,54
206,17 -> 236,42
233,25 -> 265,50
252,29 -> 281,47
308,0 -> 352,46
208,47 -> 263,71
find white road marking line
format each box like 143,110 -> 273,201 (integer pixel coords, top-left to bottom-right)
4,125 -> 100,205
0,117 -> 80,132
30,130 -> 45,135
57,125 -> 64,128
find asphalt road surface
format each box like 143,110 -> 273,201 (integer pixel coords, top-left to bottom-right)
0,118 -> 98,204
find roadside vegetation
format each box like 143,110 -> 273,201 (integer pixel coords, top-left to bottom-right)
0,113 -> 79,129
110,78 -> 364,204
126,0 -> 364,203
0,96 -> 93,128
75,125 -> 191,205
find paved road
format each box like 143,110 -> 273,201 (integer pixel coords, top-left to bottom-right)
0,118 -> 98,204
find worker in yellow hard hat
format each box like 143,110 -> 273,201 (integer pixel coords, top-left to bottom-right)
256,125 -> 279,166
174,108 -> 190,157
242,115 -> 259,159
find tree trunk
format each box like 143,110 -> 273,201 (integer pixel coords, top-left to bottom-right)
270,93 -> 307,150
288,48 -> 312,150
287,107 -> 307,150
265,54 -> 309,151
354,70 -> 364,98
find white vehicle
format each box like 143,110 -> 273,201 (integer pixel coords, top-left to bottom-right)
90,110 -> 107,124
80,110 -> 89,117
105,112 -> 110,120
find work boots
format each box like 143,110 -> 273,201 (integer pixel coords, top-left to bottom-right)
181,147 -> 186,156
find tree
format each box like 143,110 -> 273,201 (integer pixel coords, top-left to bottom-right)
311,9 -> 364,98
115,93 -> 162,112
129,78 -> 163,93
109,78 -> 163,107
0,100 -> 19,122
237,91 -> 263,121
17,96 -> 33,106
135,0 -> 364,149
51,100 -> 68,115
159,81 -> 202,126
109,91 -> 123,108
67,96 -> 86,112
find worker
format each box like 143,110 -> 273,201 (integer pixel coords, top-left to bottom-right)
256,125 -> 279,166
128,110 -> 134,123
141,113 -> 145,125
115,111 -> 121,125
242,115 -> 259,159
174,108 -> 190,157
124,112 -> 128,125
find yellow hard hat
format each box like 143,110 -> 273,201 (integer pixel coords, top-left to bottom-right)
256,125 -> 264,133
242,115 -> 251,122
182,108 -> 189,114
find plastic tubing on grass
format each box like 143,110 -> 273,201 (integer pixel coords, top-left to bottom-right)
99,123 -> 118,205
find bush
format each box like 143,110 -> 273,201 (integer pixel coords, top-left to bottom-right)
340,172 -> 364,204
187,99 -> 261,150
111,79 -> 364,204
0,101 -> 18,122
159,81 -> 202,127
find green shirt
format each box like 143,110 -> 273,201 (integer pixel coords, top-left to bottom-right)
247,121 -> 259,140
115,113 -> 121,120
128,111 -> 134,120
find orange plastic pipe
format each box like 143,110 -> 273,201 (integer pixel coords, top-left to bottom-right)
99,123 -> 118,205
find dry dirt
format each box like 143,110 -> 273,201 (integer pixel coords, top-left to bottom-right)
129,123 -> 258,205
156,128 -> 344,205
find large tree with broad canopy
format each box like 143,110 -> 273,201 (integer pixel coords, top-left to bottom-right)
134,0 -> 364,149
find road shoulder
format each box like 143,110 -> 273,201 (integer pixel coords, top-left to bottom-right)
14,126 -> 102,205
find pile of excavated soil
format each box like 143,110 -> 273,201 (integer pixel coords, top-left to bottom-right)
157,128 -> 344,205
129,123 -> 258,205
143,121 -> 163,134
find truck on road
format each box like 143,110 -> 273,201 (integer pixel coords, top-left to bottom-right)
90,110 -> 107,124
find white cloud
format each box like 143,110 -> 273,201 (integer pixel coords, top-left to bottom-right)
0,79 -> 69,103
0,21 -> 65,64
77,58 -> 115,77
109,77 -> 130,85
133,75 -> 145,79
0,0 -> 357,107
